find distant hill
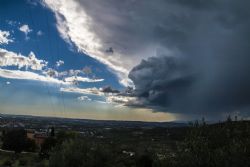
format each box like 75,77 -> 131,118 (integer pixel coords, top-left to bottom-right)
0,113 -> 187,129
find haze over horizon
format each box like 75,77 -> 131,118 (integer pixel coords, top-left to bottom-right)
0,0 -> 250,122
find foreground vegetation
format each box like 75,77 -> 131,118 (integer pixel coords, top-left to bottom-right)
0,119 -> 249,167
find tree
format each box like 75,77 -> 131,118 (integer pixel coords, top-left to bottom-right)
47,127 -> 55,137
40,137 -> 57,157
49,139 -> 114,167
2,129 -> 36,153
2,129 -> 26,153
227,115 -> 232,122
135,151 -> 153,167
175,120 -> 250,167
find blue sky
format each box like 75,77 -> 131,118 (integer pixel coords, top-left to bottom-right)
0,0 -> 177,122
0,0 -> 121,88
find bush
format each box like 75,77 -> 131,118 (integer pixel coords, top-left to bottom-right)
47,121 -> 250,167
136,154 -> 152,167
49,139 -> 114,167
40,137 -> 57,158
2,129 -> 36,153
3,159 -> 12,166
2,129 -> 27,153
174,121 -> 250,167
19,158 -> 28,166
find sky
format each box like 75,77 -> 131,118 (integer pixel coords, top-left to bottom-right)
0,0 -> 249,122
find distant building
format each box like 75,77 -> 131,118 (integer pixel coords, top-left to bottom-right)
34,133 -> 48,146
26,129 -> 35,139
0,122 -> 25,128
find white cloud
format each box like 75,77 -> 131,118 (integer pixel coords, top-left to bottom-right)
56,60 -> 64,67
43,0 -> 144,86
0,48 -> 47,70
57,71 -> 68,77
0,48 -> 103,86
64,76 -> 104,83
0,30 -> 13,45
77,96 -> 92,101
60,87 -> 104,96
60,85 -> 139,106
27,0 -> 39,6
19,24 -> 32,34
0,48 -> 73,84
106,95 -> 136,104
0,68 -> 68,84
6,20 -> 19,26
19,24 -> 32,39
94,100 -> 108,104
37,30 -> 43,36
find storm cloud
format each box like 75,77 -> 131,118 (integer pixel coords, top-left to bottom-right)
129,0 -> 250,116
44,0 -> 250,117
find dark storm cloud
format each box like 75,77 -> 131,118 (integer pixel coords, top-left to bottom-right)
101,86 -> 120,94
75,0 -> 202,59
46,0 -> 250,116
75,0 -> 250,115
127,0 -> 250,115
129,55 -> 195,107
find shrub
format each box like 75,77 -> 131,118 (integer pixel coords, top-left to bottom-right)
3,159 -> 12,166
49,139 -> 114,167
19,158 -> 28,166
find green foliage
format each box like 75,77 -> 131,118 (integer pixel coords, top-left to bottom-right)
49,139 -> 114,167
2,129 -> 36,153
175,121 -> 250,167
40,137 -> 57,158
1,120 -> 249,167
47,121 -> 250,167
135,150 -> 153,167
48,139 -> 167,167
56,130 -> 79,144
26,138 -> 37,152
19,158 -> 28,166
3,158 -> 12,166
